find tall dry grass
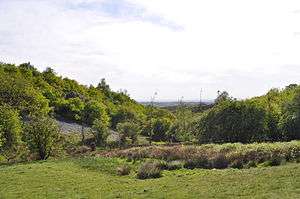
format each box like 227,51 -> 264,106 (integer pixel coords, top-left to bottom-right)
99,141 -> 300,169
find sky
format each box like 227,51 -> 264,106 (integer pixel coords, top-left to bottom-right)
1,0 -> 300,101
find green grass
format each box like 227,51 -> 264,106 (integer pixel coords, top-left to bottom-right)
0,157 -> 299,199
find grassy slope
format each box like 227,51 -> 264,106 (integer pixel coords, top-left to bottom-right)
0,158 -> 299,199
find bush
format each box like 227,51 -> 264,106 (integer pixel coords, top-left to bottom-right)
117,122 -> 140,146
137,160 -> 162,179
229,159 -> 244,169
244,161 -> 257,169
184,158 -> 210,169
92,118 -> 109,146
166,160 -> 184,170
105,141 -> 300,170
210,154 -> 229,169
24,116 -> 60,160
261,156 -> 285,167
106,135 -> 120,149
196,100 -> 267,144
0,155 -> 5,164
116,165 -> 131,176
1,144 -> 31,163
68,145 -> 91,155
0,104 -> 22,151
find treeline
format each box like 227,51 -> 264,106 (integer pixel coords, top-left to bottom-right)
1,62 -> 300,162
196,87 -> 300,143
0,62 -> 179,161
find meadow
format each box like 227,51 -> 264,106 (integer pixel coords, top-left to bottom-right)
0,157 -> 299,199
1,63 -> 300,198
1,141 -> 300,199
0,158 -> 300,199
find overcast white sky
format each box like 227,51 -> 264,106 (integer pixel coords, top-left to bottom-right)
1,0 -> 300,101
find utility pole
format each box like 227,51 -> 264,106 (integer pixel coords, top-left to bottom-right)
200,88 -> 203,104
149,91 -> 158,145
199,88 -> 203,111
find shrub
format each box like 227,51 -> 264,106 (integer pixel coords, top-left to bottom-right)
166,160 -> 184,170
229,159 -> 244,169
0,104 -> 22,151
1,143 -> 31,163
116,165 -> 131,176
183,159 -> 198,169
196,100 -> 267,144
117,122 -> 140,146
210,154 -> 229,169
69,145 -> 91,155
0,155 -> 6,164
137,160 -> 162,179
184,158 -> 210,169
24,116 -> 60,160
261,156 -> 285,167
156,160 -> 168,170
106,135 -> 120,149
244,161 -> 257,169
104,141 -> 300,170
92,117 -> 109,146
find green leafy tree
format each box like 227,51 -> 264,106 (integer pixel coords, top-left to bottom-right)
116,122 -> 140,146
142,106 -> 175,143
172,102 -> 194,141
84,100 -> 107,125
0,105 -> 22,151
111,106 -> 140,129
97,78 -> 111,93
24,116 -> 60,160
92,113 -> 110,146
196,100 -> 267,143
215,91 -> 231,104
55,97 -> 84,121
0,74 -> 50,116
150,118 -> 172,141
280,88 -> 300,140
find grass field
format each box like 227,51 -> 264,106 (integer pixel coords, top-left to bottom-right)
0,157 -> 299,199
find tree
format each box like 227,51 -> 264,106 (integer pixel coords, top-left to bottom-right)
116,122 -> 140,146
24,116 -> 60,160
0,104 -> 22,151
84,100 -> 107,125
0,74 -> 50,117
215,91 -> 231,104
142,106 -> 175,143
55,97 -> 84,121
150,118 -> 172,141
97,78 -> 111,92
111,106 -> 140,129
196,100 -> 267,143
280,88 -> 300,140
92,114 -> 110,146
172,102 -> 194,141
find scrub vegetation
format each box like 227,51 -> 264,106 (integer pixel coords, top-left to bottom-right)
0,62 -> 299,198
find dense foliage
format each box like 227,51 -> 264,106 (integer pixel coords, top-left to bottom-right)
0,62 -> 300,163
0,62 -> 147,161
0,105 -> 21,151
24,116 -> 60,160
196,87 -> 300,143
197,100 -> 267,143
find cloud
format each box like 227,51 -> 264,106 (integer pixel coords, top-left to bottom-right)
1,0 -> 300,100
63,0 -> 183,31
